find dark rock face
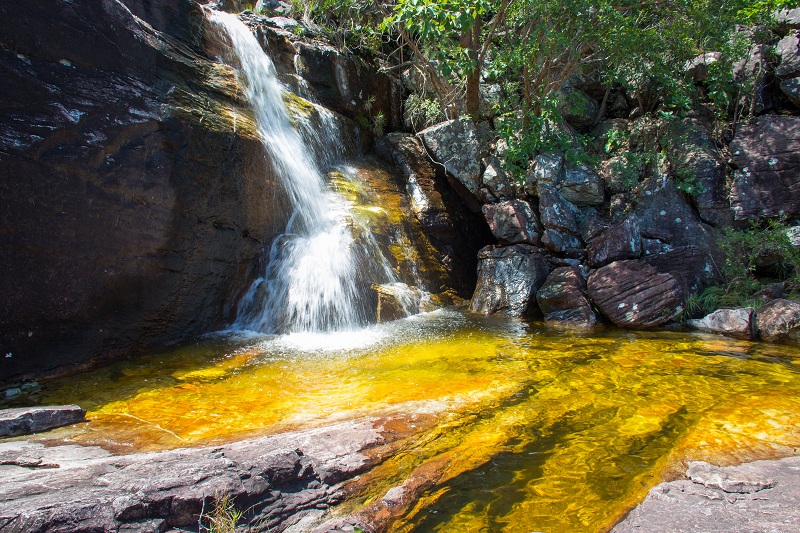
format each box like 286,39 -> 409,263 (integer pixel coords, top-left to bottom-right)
611,457 -> 800,533
586,215 -> 641,268
730,116 -> 800,220
0,418 -> 392,533
0,0 -> 291,383
0,405 -> 86,437
587,260 -> 684,328
536,267 -> 597,327
780,77 -> 800,106
418,118 -> 485,208
482,200 -> 541,245
644,245 -> 718,296
775,33 -> 800,79
687,307 -> 756,340
374,133 -> 489,295
757,299 -> 800,343
469,245 -> 550,316
538,184 -> 581,235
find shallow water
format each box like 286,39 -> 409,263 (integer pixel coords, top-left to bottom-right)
13,310 -> 800,532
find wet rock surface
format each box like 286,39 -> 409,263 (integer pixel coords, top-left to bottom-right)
470,245 -> 550,317
587,260 -> 684,328
0,405 -> 86,438
536,267 -> 597,328
612,457 -> 800,533
687,307 -> 756,340
0,418 -> 393,533
0,0 -> 286,383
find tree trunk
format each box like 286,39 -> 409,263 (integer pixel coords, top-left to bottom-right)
462,17 -> 482,121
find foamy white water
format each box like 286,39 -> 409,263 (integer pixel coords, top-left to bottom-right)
209,12 -> 400,333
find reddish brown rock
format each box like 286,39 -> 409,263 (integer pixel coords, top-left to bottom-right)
536,267 -> 597,328
757,298 -> 800,343
586,215 -> 641,268
587,260 -> 684,329
482,200 -> 541,245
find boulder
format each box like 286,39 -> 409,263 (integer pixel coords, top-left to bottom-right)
757,298 -> 800,343
538,184 -> 581,234
481,156 -> 514,201
0,405 -> 86,437
536,267 -> 598,328
579,208 -> 609,243
373,283 -> 423,323
418,118 -> 485,207
730,116 -> 800,220
526,154 -> 563,197
733,44 -> 780,114
0,0 -> 289,383
469,245 -> 550,316
775,8 -> 800,32
775,33 -> 800,79
482,200 -> 541,245
587,260 -> 684,329
780,77 -> 800,107
541,229 -> 584,256
586,215 -> 641,268
687,307 -> 756,340
644,245 -> 718,296
560,164 -> 605,206
685,52 -> 721,82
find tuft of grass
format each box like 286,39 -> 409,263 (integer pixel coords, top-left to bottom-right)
201,492 -> 243,533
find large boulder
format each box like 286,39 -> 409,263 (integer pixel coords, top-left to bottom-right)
687,307 -> 757,340
775,33 -> 800,79
538,184 -> 581,234
482,200 -> 541,245
780,77 -> 800,107
644,245 -> 718,296
586,215 -> 641,268
536,267 -> 598,327
587,260 -> 684,329
730,116 -> 800,220
481,156 -> 514,201
541,228 -> 584,256
775,8 -> 800,32
560,164 -> 605,206
418,118 -> 485,208
0,0 -> 289,383
757,299 -> 800,343
470,245 -> 550,316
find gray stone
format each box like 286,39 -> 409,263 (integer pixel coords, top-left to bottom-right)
775,33 -> 800,79
541,229 -> 583,256
419,118 -> 484,204
536,267 -> 597,328
587,260 -> 684,329
612,456 -> 800,533
0,405 -> 86,437
469,245 -> 550,316
538,184 -> 581,234
687,307 -> 756,340
685,52 -> 721,82
0,418 -> 391,532
481,156 -> 513,200
527,154 -> 564,197
757,298 -> 800,343
579,209 -> 608,243
730,116 -> 800,220
586,215 -> 641,268
482,200 -> 541,245
775,8 -> 800,32
560,164 -> 604,206
780,76 -> 800,107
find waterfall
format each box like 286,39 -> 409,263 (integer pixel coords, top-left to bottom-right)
210,11 -> 396,334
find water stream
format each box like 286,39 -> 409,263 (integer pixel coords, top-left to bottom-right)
210,12 -> 402,334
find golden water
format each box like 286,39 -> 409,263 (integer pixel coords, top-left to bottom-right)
14,310 -> 800,532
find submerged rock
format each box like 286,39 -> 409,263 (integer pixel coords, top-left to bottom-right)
687,308 -> 756,340
587,260 -> 684,329
0,405 -> 86,437
470,245 -> 550,317
757,299 -> 800,343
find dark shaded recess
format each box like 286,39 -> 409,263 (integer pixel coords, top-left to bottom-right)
0,0 -> 285,384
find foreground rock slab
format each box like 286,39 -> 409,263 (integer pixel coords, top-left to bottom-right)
612,456 -> 800,532
0,418 -> 395,533
0,405 -> 86,437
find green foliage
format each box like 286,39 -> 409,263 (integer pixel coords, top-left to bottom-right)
404,93 -> 444,131
201,493 -> 242,533
690,219 -> 800,316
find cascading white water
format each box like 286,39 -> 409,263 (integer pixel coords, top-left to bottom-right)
210,11 -> 397,333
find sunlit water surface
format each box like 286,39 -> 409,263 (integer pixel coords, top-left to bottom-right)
12,310 -> 800,532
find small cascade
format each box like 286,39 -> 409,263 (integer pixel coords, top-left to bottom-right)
210,11 -> 403,333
